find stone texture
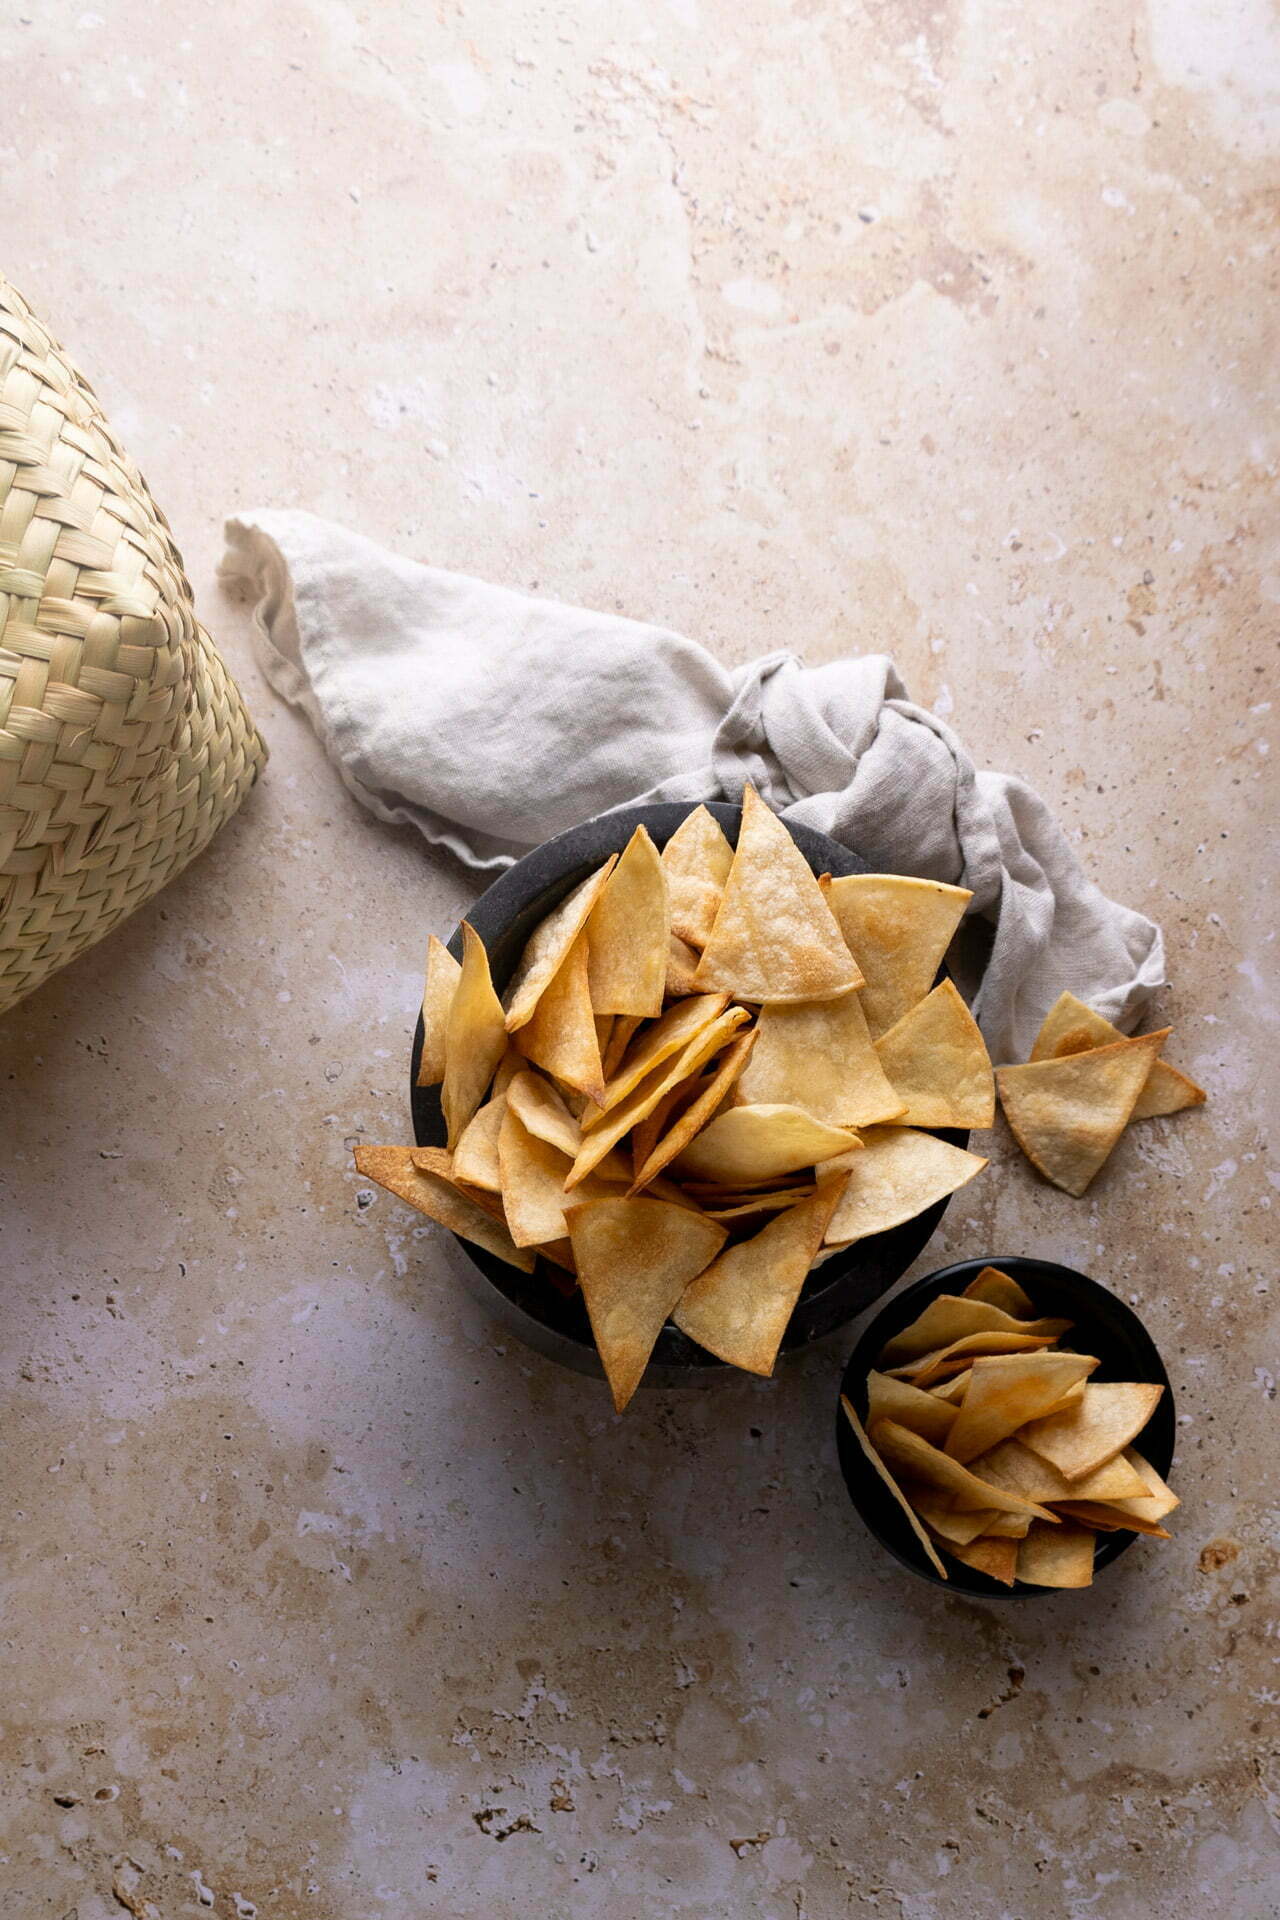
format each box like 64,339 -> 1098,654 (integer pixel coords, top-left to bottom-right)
0,3 -> 1276,1917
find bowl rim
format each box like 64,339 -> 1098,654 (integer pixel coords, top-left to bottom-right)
835,1254 -> 1177,1599
410,799 -> 970,1385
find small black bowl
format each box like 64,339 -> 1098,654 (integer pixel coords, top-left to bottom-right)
410,800 -> 969,1388
836,1256 -> 1175,1596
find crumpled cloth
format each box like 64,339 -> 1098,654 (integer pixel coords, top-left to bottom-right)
220,509 -> 1165,1062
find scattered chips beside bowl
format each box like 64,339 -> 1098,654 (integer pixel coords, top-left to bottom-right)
844,1269 -> 1177,1586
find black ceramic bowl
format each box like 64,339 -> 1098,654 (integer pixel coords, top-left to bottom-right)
411,800 -> 969,1388
836,1256 -> 1176,1597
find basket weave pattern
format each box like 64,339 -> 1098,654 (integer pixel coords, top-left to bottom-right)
0,276 -> 265,1014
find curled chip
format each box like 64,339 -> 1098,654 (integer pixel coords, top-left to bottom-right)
673,1103 -> 860,1186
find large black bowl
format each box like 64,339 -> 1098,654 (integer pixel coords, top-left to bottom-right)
411,801 -> 968,1387
836,1256 -> 1176,1596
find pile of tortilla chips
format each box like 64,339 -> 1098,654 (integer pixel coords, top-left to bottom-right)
995,991 -> 1205,1196
843,1266 -> 1178,1586
354,789 -> 996,1409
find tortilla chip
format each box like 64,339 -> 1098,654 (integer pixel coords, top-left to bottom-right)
585,825 -> 669,1017
1018,1381 -> 1164,1482
929,1368 -> 972,1403
869,1419 -> 1060,1521
630,1030 -> 758,1193
822,1127 -> 987,1244
734,990 -> 906,1128
673,1103 -> 860,1187
693,785 -> 862,1003
820,873 -> 971,1038
441,923 -> 509,1148
873,979 -> 995,1129
594,1013 -> 615,1058
514,929 -> 606,1105
962,1266 -> 1037,1318
943,1351 -> 1099,1462
1030,991 -> 1206,1120
879,1293 -> 1071,1366
980,1511 -> 1033,1539
911,1497 -> 998,1545
996,1030 -> 1172,1196
586,994 -> 730,1124
960,1436 -> 1146,1506
601,1014 -> 644,1080
352,1143 -> 535,1272
566,1008 -> 751,1188
503,859 -> 617,1033
416,935 -> 462,1087
630,1077 -> 701,1178
672,1174 -> 848,1374
451,1086 -> 509,1192
1015,1520 -> 1096,1588
661,805 -> 735,948
497,1109 -> 577,1248
505,1069 -> 582,1159
1052,1500 -> 1170,1538
943,1534 -> 1018,1585
887,1332 -> 1062,1390
565,1196 -> 727,1411
1113,1449 -> 1181,1522
865,1369 -> 957,1447
666,932 -> 702,997
698,1189 -> 815,1221
840,1396 -> 948,1579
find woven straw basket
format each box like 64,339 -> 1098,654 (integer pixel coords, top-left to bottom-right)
0,275 -> 266,1016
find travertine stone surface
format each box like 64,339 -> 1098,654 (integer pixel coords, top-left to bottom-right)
1,4 -> 1276,1916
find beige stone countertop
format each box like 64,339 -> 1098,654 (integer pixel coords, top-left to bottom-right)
1,4 -> 1276,1917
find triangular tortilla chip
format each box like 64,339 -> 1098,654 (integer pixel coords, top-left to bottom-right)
942,1534 -> 1018,1586
910,1496 -> 997,1545
979,1511 -> 1032,1539
943,1351 -> 1099,1462
503,858 -> 617,1033
820,873 -> 971,1038
672,1174 -> 847,1374
630,1030 -> 757,1193
886,1332 -> 1062,1390
693,785 -> 862,1003
586,994 -> 730,1124
879,1293 -> 1071,1365
666,932 -> 702,997
585,826 -> 669,1017
1030,991 -> 1206,1121
1018,1381 -> 1164,1482
672,1103 -> 860,1187
734,991 -> 906,1128
416,935 -> 462,1087
868,1419 -> 1059,1521
497,1109 -> 576,1248
865,1370 -> 957,1447
1112,1449 -> 1181,1522
566,1009 -> 750,1188
1015,1520 -> 1096,1588
962,1266 -> 1036,1317
959,1436 -> 1147,1506
631,1076 -> 704,1178
1052,1500 -> 1170,1538
353,1144 -> 535,1272
594,1013 -> 615,1058
505,1069 -> 582,1159
601,1014 -> 644,1082
996,1030 -> 1171,1195
929,1368 -> 973,1403
452,1087 -> 509,1192
698,1189 -> 815,1221
823,1127 -> 988,1244
441,923 -> 508,1148
873,979 -> 994,1128
565,1196 -> 727,1411
514,929 -> 606,1105
661,805 -> 735,948
840,1397 -> 948,1580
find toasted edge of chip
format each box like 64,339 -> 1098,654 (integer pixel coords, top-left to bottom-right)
1052,1500 -> 1170,1538
840,1396 -> 948,1580
416,934 -> 462,1087
353,1143 -> 535,1272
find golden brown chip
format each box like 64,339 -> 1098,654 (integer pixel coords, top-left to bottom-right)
942,1534 -> 1018,1585
979,1511 -> 1033,1539
630,1029 -> 757,1193
1030,991 -> 1206,1120
503,858 -> 617,1033
672,1174 -> 848,1375
566,1196 -> 727,1411
1015,1520 -> 1096,1588
995,1029 -> 1171,1196
960,1436 -> 1147,1506
587,993 -> 730,1124
929,1368 -> 973,1403
911,1496 -> 998,1545
514,929 -> 606,1105
1018,1381 -> 1164,1482
505,1069 -> 582,1159
441,923 -> 509,1149
594,1013 -> 615,1059
840,1396 -> 948,1580
865,1370 -> 957,1447
873,978 -> 995,1129
1052,1499 -> 1170,1538
878,1294 -> 1071,1366
630,1078 -> 700,1178
451,1086 -> 509,1192
585,825 -> 669,1017
497,1108 -> 576,1248
673,1103 -> 859,1187
661,805 -> 734,948
887,1332 -> 1062,1390
868,1419 -> 1059,1521
566,1008 -> 751,1188
601,1013 -> 645,1082
943,1351 -> 1099,1463
666,932 -> 702,997
961,1266 -> 1037,1317
693,785 -> 863,1003
698,1189 -> 814,1221
1112,1449 -> 1181,1522
416,934 -> 462,1087
822,1127 -> 987,1244
353,1143 -> 535,1272
820,873 -> 971,1038
734,991 -> 906,1128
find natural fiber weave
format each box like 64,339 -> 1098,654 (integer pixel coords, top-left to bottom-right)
0,275 -> 266,1015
